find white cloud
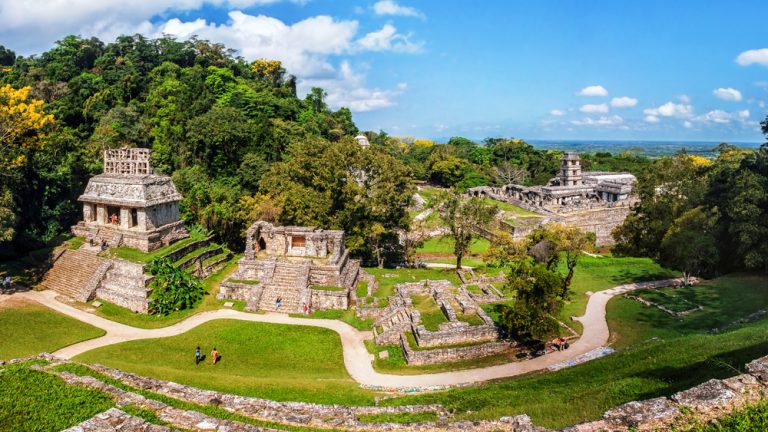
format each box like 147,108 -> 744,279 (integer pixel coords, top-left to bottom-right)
643,102 -> 693,119
693,109 -> 752,125
155,12 -> 420,111
644,115 -> 660,123
356,23 -> 422,53
550,109 -> 566,116
578,85 -> 608,97
570,115 -> 623,126
712,87 -> 743,102
579,103 -> 609,113
0,0 -> 304,53
300,61 -> 402,112
610,96 -> 638,108
683,121 -> 693,129
679,94 -> 692,103
373,0 -> 424,18
736,48 -> 768,67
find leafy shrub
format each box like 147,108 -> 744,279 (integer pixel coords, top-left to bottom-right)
148,257 -> 204,315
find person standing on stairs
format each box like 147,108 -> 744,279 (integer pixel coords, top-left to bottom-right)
275,297 -> 282,311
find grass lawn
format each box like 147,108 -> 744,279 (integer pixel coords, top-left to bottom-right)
74,319 -> 378,405
0,299 -> 105,360
634,287 -> 701,313
289,308 -> 374,331
385,307 -> 768,428
0,363 -> 114,431
92,256 -> 240,329
105,228 -> 208,264
417,236 -> 490,255
364,267 -> 462,300
607,274 -> 768,349
411,294 -> 447,331
556,254 -> 678,333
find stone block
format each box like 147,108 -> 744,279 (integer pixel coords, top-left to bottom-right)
603,397 -> 679,428
91,300 -> 102,307
672,379 -> 737,412
379,351 -> 389,359
746,355 -> 768,382
223,301 -> 234,307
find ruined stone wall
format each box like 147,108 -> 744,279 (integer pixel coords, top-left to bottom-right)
146,202 -> 179,229
218,281 -> 264,305
310,289 -> 349,310
96,259 -> 150,313
308,265 -> 342,286
401,335 -> 510,366
234,257 -> 275,281
412,321 -> 499,348
555,206 -> 631,246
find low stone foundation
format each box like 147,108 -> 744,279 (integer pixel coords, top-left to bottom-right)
401,335 -> 511,366
310,288 -> 349,310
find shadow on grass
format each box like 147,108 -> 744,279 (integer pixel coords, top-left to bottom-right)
633,342 -> 768,401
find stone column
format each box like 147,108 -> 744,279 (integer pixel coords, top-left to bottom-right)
120,208 -> 130,230
96,205 -> 107,225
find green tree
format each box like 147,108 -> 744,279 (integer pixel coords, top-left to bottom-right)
438,193 -> 497,269
259,138 -> 413,262
501,263 -> 564,340
660,207 -> 719,285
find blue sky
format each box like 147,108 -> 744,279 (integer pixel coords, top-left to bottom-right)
2,0 -> 768,142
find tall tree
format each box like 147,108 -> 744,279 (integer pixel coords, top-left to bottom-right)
660,207 -> 719,285
438,193 -> 497,269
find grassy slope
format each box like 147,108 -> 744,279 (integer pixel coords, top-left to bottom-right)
74,319 -> 377,405
607,274 -> 768,349
417,236 -> 490,255
0,299 -> 105,360
557,254 -> 678,333
384,274 -> 768,429
92,256 -> 240,329
0,364 -> 114,431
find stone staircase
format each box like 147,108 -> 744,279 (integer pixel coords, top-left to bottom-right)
256,261 -> 310,313
40,249 -> 109,302
374,307 -> 413,344
96,260 -> 152,313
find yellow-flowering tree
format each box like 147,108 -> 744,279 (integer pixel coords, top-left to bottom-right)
0,84 -> 54,171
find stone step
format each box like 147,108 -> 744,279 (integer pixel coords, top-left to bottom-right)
41,249 -> 107,300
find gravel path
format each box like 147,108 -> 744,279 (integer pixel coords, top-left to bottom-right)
9,278 -> 680,389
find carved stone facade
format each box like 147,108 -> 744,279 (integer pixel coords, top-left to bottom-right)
467,152 -> 636,246
220,221 -> 359,313
72,148 -> 187,252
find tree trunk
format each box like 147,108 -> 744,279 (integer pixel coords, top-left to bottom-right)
456,251 -> 463,270
377,256 -> 384,269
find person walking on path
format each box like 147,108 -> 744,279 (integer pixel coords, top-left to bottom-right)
195,346 -> 201,365
211,347 -> 219,364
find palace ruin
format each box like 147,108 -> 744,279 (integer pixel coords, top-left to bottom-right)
468,152 -> 637,245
